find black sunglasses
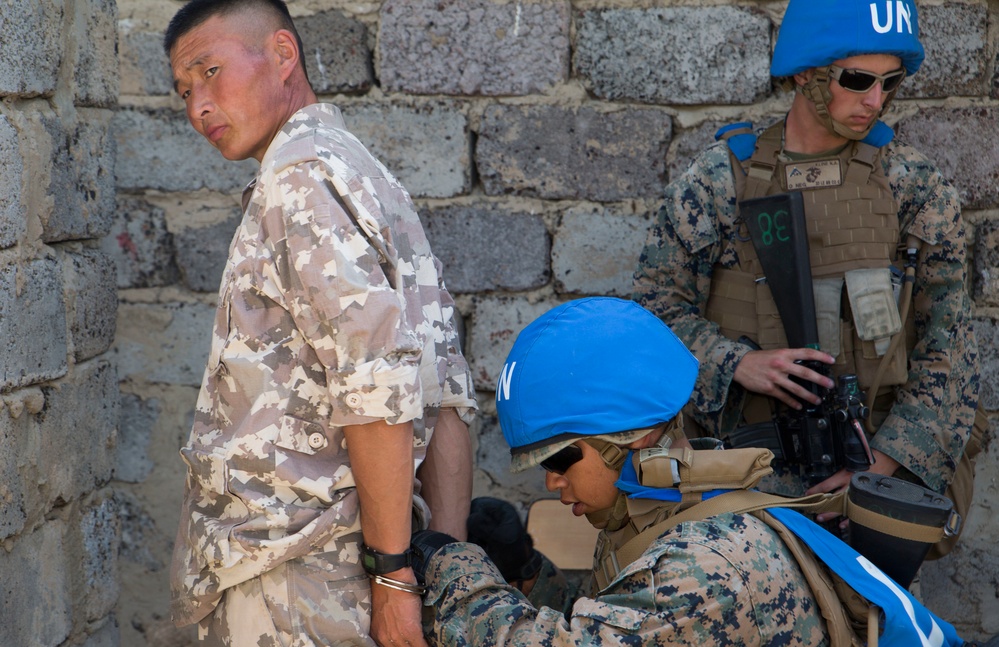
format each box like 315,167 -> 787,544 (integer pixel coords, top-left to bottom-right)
540,443 -> 584,475
828,65 -> 906,94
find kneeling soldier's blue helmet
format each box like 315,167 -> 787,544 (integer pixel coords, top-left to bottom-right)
496,297 -> 698,473
772,0 -> 924,141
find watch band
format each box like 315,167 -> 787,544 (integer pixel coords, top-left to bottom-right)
361,544 -> 413,575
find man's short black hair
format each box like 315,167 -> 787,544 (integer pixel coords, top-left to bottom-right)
164,0 -> 306,73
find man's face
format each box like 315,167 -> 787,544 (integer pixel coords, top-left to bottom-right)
544,441 -> 622,517
170,14 -> 286,162
824,53 -> 904,134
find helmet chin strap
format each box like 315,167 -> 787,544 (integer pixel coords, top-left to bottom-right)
799,66 -> 897,142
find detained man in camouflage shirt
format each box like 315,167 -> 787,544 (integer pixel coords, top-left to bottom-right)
409,298 -> 830,646
165,1 -> 476,645
633,0 -> 980,543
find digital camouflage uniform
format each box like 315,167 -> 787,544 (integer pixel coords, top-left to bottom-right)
169,103 -> 476,642
633,128 -> 978,496
423,510 -> 828,646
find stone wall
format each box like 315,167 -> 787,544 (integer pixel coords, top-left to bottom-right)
111,0 -> 999,644
0,1 -> 120,646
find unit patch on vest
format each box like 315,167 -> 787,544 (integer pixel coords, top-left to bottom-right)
785,160 -> 842,190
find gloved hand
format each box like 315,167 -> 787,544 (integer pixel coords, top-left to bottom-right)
466,497 -> 542,585
410,529 -> 458,587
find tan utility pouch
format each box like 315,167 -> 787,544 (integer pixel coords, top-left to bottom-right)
845,268 -> 907,387
635,447 -> 773,493
814,277 -> 844,357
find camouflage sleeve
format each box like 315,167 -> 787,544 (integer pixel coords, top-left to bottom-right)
525,554 -> 577,617
261,161 -> 424,426
875,143 -> 980,492
633,143 -> 751,421
433,253 -> 477,425
425,518 -> 824,646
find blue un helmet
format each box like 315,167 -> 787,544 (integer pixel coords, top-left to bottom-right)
772,0 -> 925,141
496,297 -> 699,473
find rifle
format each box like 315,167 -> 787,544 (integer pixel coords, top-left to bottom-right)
726,191 -> 874,487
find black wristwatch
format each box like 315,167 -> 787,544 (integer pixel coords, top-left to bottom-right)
361,544 -> 413,575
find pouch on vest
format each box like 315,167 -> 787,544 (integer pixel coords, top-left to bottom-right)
845,268 -> 908,388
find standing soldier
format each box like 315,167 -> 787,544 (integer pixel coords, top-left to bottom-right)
633,0 -> 981,551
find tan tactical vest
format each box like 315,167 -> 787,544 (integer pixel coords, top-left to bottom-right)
708,122 -> 914,425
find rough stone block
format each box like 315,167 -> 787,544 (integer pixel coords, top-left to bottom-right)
298,10 -> 374,95
0,521 -> 72,647
42,110 -> 117,242
39,360 -> 118,504
467,296 -> 560,390
66,249 -> 118,362
0,0 -> 63,96
114,394 -> 159,484
973,220 -> 999,307
380,0 -> 569,96
575,6 -> 771,105
477,105 -> 672,201
974,319 -> 999,411
81,618 -> 121,647
900,3 -> 988,99
0,258 -> 69,390
422,204 -> 550,293
0,407 -> 28,540
341,102 -> 470,199
894,106 -> 999,209
0,114 -> 25,249
100,195 -> 180,289
74,0 -> 119,107
174,213 -> 241,292
119,27 -> 173,96
115,489 -> 163,569
552,208 -> 651,296
79,495 -> 121,620
113,302 -> 215,386
113,108 -> 257,192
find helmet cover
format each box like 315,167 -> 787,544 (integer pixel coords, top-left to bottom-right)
496,297 -> 698,472
771,0 -> 924,77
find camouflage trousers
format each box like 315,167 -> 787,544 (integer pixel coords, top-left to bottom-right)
198,539 -> 376,646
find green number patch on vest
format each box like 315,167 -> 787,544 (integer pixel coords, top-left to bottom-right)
785,159 -> 842,190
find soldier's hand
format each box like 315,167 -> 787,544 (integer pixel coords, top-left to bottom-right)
466,497 -> 542,586
369,566 -> 429,647
733,348 -> 835,409
410,529 -> 458,586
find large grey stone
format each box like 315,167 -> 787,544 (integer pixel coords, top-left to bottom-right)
0,522 -> 72,647
476,105 -> 672,201
0,258 -> 69,390
0,0 -> 63,96
341,102 -> 470,199
298,10 -> 374,95
552,208 -> 651,296
575,6 -> 771,105
894,106 -> 999,210
113,302 -> 214,386
0,114 -> 24,249
422,204 -> 550,293
113,108 -> 257,192
100,195 -> 180,289
174,213 -> 241,293
0,407 -> 28,540
973,220 -> 999,308
79,495 -> 121,620
114,394 -> 159,484
975,319 -> 999,411
39,359 -> 118,505
66,249 -> 118,362
119,28 -> 174,96
900,3 -> 988,99
74,0 -> 119,107
380,0 -> 569,96
42,110 -> 117,242
473,413 -> 549,501
467,296 -> 560,390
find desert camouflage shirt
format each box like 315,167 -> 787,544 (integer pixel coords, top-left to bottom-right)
171,103 -> 477,625
424,511 -> 828,645
634,122 -> 979,495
